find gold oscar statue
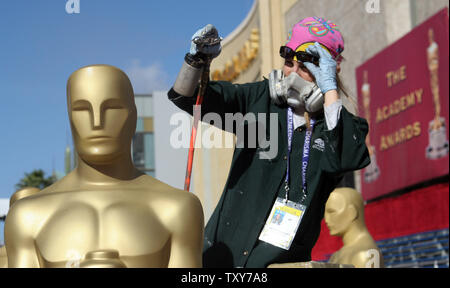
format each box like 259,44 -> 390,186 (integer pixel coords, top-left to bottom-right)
1,187 -> 41,268
426,28 -> 449,159
79,250 -> 127,268
361,71 -> 380,183
5,65 -> 204,268
326,188 -> 383,268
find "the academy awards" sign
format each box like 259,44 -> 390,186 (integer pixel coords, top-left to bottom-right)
356,8 -> 449,201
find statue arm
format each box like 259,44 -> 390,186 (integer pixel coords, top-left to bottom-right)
167,193 -> 204,268
4,203 -> 40,268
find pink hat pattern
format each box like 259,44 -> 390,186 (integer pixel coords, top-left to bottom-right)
286,17 -> 344,62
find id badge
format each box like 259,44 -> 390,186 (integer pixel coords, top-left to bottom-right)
258,197 -> 307,250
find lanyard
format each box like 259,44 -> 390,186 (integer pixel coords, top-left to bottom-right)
285,107 -> 315,204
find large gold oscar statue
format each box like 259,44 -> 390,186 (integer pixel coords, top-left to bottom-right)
5,65 -> 204,268
426,28 -> 449,159
326,188 -> 383,268
361,71 -> 380,183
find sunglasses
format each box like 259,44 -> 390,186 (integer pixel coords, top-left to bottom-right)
279,46 -> 320,66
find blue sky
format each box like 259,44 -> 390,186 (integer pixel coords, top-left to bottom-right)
0,0 -> 253,198
0,0 -> 253,243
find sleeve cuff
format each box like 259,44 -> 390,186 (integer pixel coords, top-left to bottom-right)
324,99 -> 343,130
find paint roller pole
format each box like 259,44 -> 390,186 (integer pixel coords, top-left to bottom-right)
184,56 -> 212,192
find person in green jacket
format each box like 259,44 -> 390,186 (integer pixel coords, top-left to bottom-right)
168,17 -> 370,268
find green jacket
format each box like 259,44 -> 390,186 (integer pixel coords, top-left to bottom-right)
168,79 -> 370,268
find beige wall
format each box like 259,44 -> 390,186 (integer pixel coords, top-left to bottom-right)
211,0 -> 261,83
412,0 -> 449,27
255,0 -> 298,77
211,0 -> 298,83
192,125 -> 235,222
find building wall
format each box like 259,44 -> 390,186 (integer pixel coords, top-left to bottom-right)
412,0 -> 450,27
153,90 -> 190,191
133,94 -> 156,176
211,0 -> 261,83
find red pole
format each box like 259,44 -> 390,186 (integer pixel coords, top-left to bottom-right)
184,59 -> 211,191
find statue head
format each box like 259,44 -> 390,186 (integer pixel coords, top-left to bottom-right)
67,65 -> 137,166
324,187 -> 365,237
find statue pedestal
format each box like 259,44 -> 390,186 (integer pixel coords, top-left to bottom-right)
426,118 -> 449,160
80,250 -> 127,268
268,261 -> 354,268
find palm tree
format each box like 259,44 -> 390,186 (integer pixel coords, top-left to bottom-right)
15,169 -> 56,191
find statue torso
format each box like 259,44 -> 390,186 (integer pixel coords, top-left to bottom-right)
27,183 -> 177,268
329,239 -> 382,268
